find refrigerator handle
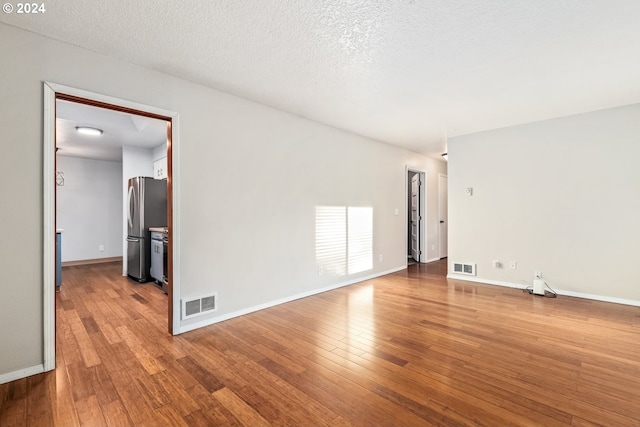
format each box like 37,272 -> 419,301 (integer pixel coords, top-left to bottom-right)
126,237 -> 139,243
127,185 -> 134,230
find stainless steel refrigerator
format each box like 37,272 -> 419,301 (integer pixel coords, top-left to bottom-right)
127,177 -> 167,282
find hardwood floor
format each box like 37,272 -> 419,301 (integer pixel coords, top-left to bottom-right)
1,260 -> 640,426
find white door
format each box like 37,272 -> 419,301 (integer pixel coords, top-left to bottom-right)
438,174 -> 448,258
411,174 -> 420,262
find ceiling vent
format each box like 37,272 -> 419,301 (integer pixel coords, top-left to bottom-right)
181,293 -> 217,320
453,262 -> 476,276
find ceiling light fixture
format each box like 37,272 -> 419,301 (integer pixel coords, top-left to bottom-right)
442,153 -> 448,161
75,126 -> 103,136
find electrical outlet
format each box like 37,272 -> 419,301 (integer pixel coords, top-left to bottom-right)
509,260 -> 517,270
99,244 -> 104,252
379,254 -> 383,262
534,271 -> 542,279
318,266 -> 323,276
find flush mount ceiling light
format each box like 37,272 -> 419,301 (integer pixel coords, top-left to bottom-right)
442,153 -> 448,161
75,126 -> 103,136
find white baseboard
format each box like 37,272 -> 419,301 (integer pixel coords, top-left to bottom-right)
555,289 -> 640,307
407,257 -> 441,264
62,256 -> 122,267
0,364 -> 44,385
178,266 -> 407,334
447,274 -> 640,307
447,274 -> 527,289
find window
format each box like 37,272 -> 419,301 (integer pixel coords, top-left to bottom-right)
315,206 -> 373,276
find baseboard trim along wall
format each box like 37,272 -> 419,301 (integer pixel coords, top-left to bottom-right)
179,265 -> 407,334
0,364 -> 44,385
62,256 -> 122,267
447,274 -> 640,307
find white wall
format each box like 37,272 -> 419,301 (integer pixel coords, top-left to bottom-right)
0,22 -> 445,379
448,103 -> 640,304
56,156 -> 122,262
152,143 -> 167,162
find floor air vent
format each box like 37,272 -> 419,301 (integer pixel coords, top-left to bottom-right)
453,262 -> 476,276
182,293 -> 217,320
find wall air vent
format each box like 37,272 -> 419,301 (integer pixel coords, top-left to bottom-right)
453,262 -> 476,276
181,293 -> 217,320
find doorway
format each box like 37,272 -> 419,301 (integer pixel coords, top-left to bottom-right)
406,169 -> 426,264
43,82 -> 181,372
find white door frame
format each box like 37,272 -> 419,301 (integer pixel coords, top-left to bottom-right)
43,82 -> 182,371
438,173 -> 448,259
406,167 -> 427,264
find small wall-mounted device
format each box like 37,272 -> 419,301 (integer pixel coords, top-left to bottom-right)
465,187 -> 473,196
533,277 -> 546,295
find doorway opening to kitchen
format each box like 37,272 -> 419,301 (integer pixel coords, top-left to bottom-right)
43,82 -> 181,372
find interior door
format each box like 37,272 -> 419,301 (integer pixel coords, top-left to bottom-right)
411,174 -> 420,262
439,174 -> 448,258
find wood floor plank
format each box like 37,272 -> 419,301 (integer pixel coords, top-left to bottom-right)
259,357 -> 393,427
153,404 -> 190,427
100,399 -> 134,427
234,351 -> 342,426
106,365 -> 158,426
74,395 -> 106,427
25,373 -> 56,427
66,310 -> 102,368
300,356 -> 445,427
3,260 -> 640,426
52,365 -> 80,427
115,325 -> 166,375
150,370 -> 201,416
212,387 -> 270,427
183,384 -> 244,426
0,379 -> 27,427
175,356 -> 224,393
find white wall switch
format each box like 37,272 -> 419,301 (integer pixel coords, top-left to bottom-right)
509,260 -> 517,269
465,187 -> 473,196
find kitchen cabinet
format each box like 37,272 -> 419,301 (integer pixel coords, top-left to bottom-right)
153,157 -> 167,179
150,237 -> 164,283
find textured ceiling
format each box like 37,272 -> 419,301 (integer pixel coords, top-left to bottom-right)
56,100 -> 166,162
3,0 -> 640,158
